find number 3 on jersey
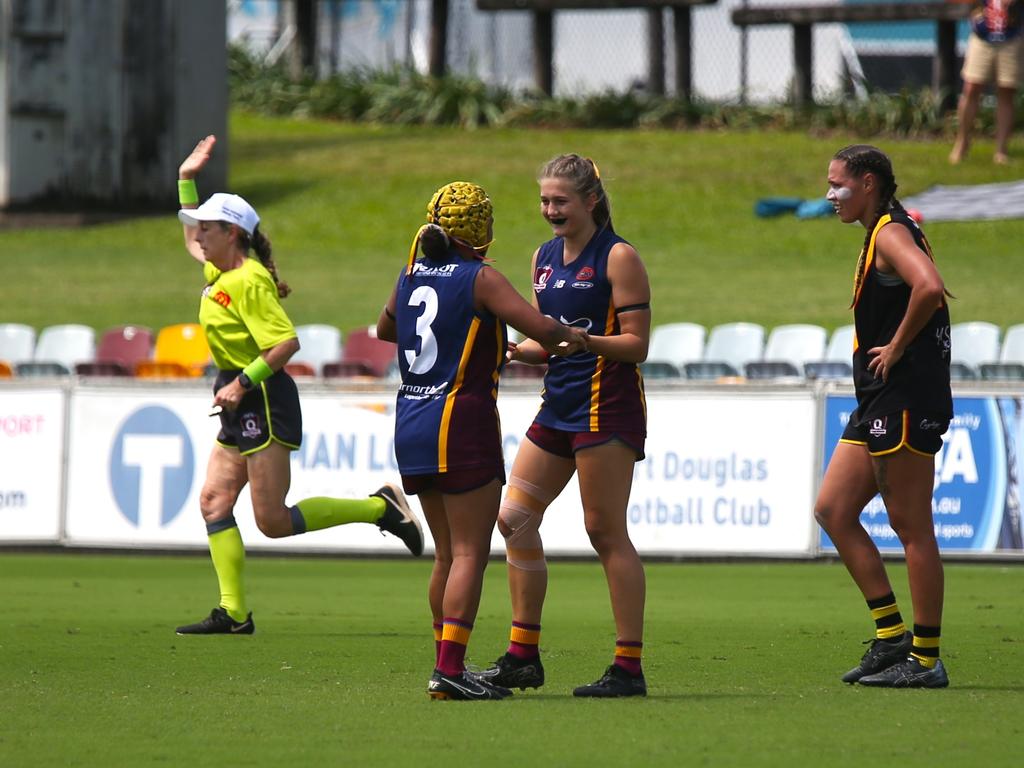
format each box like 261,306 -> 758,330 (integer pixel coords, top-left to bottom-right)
405,285 -> 439,374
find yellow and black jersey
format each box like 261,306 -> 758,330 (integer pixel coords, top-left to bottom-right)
850,209 -> 952,426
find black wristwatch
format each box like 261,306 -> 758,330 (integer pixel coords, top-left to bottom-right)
237,372 -> 255,391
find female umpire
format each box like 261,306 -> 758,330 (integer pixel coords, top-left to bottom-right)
174,135 -> 423,636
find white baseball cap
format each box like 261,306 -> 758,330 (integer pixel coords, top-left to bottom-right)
178,192 -> 260,235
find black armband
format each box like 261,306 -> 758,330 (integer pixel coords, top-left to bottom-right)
384,306 -> 396,321
615,302 -> 651,315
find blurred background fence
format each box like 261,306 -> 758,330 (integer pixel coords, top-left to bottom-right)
228,0 -> 974,104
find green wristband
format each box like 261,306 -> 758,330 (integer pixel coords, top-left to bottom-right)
178,179 -> 199,206
242,356 -> 274,386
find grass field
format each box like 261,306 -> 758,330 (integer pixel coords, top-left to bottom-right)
2,112 -> 1023,334
1,553 -> 1021,767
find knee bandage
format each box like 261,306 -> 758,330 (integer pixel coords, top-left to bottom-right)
499,480 -> 549,572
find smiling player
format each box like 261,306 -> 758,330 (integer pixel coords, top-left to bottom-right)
477,154 -> 653,697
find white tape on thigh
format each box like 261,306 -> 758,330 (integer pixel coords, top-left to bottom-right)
508,474 -> 558,506
499,497 -> 546,572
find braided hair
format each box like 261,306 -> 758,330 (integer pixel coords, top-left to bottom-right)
539,154 -> 613,232
833,145 -> 907,306
231,224 -> 291,299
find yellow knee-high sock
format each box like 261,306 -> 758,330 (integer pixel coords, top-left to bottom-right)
288,496 -> 385,533
207,517 -> 247,622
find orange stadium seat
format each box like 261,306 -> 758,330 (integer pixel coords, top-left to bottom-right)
134,360 -> 194,379
0,360 -> 12,378
284,361 -> 317,378
151,323 -> 210,377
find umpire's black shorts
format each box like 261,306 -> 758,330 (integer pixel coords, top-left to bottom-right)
214,369 -> 302,455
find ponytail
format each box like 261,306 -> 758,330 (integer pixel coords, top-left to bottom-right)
418,223 -> 450,260
235,224 -> 291,298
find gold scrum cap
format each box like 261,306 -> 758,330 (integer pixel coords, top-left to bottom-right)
427,181 -> 493,249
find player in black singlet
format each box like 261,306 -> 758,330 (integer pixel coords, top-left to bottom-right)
815,145 -> 953,688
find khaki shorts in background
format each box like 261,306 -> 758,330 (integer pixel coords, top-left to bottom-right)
962,33 -> 1023,88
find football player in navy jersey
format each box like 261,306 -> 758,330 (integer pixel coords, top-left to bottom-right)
477,155 -> 653,697
377,181 -> 584,700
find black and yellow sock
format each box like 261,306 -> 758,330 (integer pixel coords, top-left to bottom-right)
207,516 -> 247,622
866,591 -> 906,641
288,496 -> 386,534
910,624 -> 940,669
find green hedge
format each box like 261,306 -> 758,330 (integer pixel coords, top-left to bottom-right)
229,45 -> 1016,136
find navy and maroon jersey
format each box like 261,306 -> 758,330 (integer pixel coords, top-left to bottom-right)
393,252 -> 507,476
532,226 -> 647,434
850,209 -> 952,426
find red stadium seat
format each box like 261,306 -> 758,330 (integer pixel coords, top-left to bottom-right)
342,326 -> 397,378
96,325 -> 154,369
75,361 -> 132,377
502,362 -> 546,379
323,361 -> 376,379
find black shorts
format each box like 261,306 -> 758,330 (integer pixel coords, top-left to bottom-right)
214,369 -> 302,455
841,409 -> 949,457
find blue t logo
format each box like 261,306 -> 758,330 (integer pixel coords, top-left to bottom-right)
109,406 -> 194,529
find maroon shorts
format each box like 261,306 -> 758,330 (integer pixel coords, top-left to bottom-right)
526,422 -> 646,461
401,464 -> 506,496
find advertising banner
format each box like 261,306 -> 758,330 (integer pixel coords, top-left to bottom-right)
609,393 -> 818,556
820,395 -> 1024,553
64,386 -> 820,557
64,388 -> 411,553
0,388 -> 65,542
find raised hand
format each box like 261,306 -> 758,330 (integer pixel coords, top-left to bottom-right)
179,135 -> 217,180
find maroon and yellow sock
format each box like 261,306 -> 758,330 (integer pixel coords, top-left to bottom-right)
506,621 -> 541,660
437,618 -> 473,676
866,591 -> 907,641
910,624 -> 940,669
433,621 -> 443,664
614,639 -> 643,676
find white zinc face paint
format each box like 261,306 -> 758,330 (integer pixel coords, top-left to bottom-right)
826,185 -> 853,202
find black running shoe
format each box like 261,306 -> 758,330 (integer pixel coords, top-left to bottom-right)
372,483 -> 424,556
573,664 -> 647,698
841,632 -> 913,683
176,607 -> 254,635
475,652 -> 545,690
428,670 -> 513,700
858,657 -> 949,688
